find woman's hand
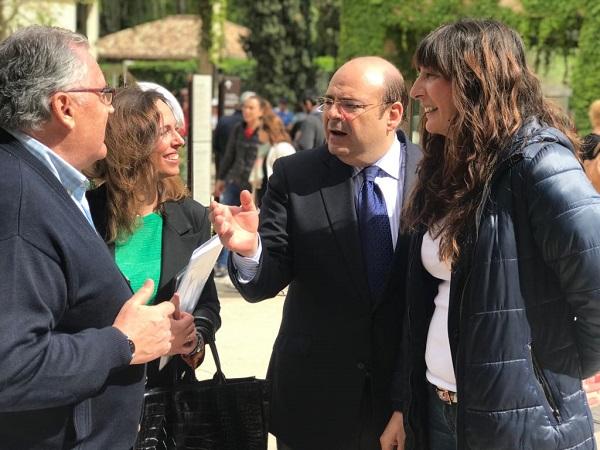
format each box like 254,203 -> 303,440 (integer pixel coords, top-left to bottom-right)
181,344 -> 205,369
168,311 -> 196,355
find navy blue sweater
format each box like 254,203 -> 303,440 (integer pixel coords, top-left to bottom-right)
0,129 -> 144,449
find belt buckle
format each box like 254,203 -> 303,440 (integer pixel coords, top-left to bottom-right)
436,387 -> 457,405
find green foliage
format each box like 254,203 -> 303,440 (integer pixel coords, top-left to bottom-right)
314,0 -> 340,58
126,60 -> 198,92
238,0 -> 316,104
339,0 -> 516,77
217,57 -> 257,89
571,0 -> 600,133
338,0 -> 389,62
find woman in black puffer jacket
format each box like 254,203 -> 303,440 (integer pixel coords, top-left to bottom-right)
381,19 -> 600,450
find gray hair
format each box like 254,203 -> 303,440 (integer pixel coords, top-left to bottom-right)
0,25 -> 89,131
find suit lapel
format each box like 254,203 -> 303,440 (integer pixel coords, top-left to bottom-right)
319,150 -> 371,304
157,202 -> 193,298
376,135 -> 423,310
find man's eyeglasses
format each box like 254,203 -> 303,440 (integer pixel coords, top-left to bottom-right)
64,86 -> 116,105
316,97 -> 394,119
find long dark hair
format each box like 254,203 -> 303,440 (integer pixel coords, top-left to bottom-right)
402,19 -> 579,262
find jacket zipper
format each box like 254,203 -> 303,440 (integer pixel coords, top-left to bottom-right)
530,345 -> 562,424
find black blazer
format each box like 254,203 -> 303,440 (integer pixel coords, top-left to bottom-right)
87,186 -> 221,386
230,131 -> 421,450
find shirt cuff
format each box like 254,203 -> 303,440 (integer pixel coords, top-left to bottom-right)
231,237 -> 262,284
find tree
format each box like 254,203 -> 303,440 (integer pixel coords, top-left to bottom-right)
313,0 -> 340,59
0,0 -> 55,40
571,0 -> 600,134
238,0 -> 316,105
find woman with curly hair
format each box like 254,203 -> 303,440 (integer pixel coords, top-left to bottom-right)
249,108 -> 295,205
381,19 -> 600,450
86,85 -> 221,388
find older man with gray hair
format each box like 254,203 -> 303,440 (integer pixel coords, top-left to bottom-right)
0,25 -> 176,449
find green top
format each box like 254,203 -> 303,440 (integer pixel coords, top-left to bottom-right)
115,212 -> 163,304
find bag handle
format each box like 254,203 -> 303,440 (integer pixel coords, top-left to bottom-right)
208,340 -> 227,384
196,317 -> 227,385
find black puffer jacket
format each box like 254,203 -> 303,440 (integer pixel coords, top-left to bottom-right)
399,119 -> 600,450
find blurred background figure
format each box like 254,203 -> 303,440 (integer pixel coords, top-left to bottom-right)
292,90 -> 326,151
87,85 -> 221,388
582,99 -> 600,192
275,97 -> 294,129
213,90 -> 256,177
213,94 -> 267,277
249,107 -> 295,205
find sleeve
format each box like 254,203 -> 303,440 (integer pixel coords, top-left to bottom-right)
526,143 -> 600,378
231,238 -> 262,283
190,205 -> 221,338
229,156 -> 294,302
0,235 -> 132,411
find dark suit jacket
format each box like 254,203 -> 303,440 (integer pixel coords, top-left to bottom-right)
87,187 -> 221,386
230,131 -> 421,450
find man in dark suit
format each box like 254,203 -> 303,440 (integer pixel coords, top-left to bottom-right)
0,26 -> 175,449
210,56 -> 420,450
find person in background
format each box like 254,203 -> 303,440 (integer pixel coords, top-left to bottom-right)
381,19 -> 600,450
249,109 -> 295,205
87,86 -> 221,388
210,56 -> 421,450
213,94 -> 268,278
293,91 -> 326,151
213,90 -> 256,176
581,99 -> 600,192
0,25 -> 174,449
275,97 -> 294,129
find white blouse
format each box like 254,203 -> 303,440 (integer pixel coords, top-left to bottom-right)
422,230 -> 456,392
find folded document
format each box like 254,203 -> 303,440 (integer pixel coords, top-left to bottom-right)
176,234 -> 223,314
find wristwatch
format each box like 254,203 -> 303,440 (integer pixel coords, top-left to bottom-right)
187,331 -> 204,356
126,337 -> 136,361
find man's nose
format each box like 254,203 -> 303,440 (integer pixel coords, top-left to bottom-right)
327,101 -> 344,120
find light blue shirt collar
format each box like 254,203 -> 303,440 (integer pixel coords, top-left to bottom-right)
7,129 -> 95,229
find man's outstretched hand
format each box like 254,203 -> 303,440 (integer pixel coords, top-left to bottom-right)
209,190 -> 259,257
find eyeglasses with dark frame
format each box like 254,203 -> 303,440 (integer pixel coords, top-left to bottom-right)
63,86 -> 116,105
316,96 -> 395,119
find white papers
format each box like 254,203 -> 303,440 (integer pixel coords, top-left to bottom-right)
158,235 -> 223,371
176,234 -> 223,314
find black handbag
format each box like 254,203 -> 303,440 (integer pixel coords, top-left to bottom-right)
135,337 -> 270,450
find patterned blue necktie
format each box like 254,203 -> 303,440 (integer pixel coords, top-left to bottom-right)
357,166 -> 394,301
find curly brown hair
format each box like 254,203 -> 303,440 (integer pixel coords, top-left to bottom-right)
259,109 -> 291,145
87,86 -> 188,243
402,19 -> 579,262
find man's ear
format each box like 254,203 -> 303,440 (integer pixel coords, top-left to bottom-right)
49,92 -> 76,130
387,102 -> 404,131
